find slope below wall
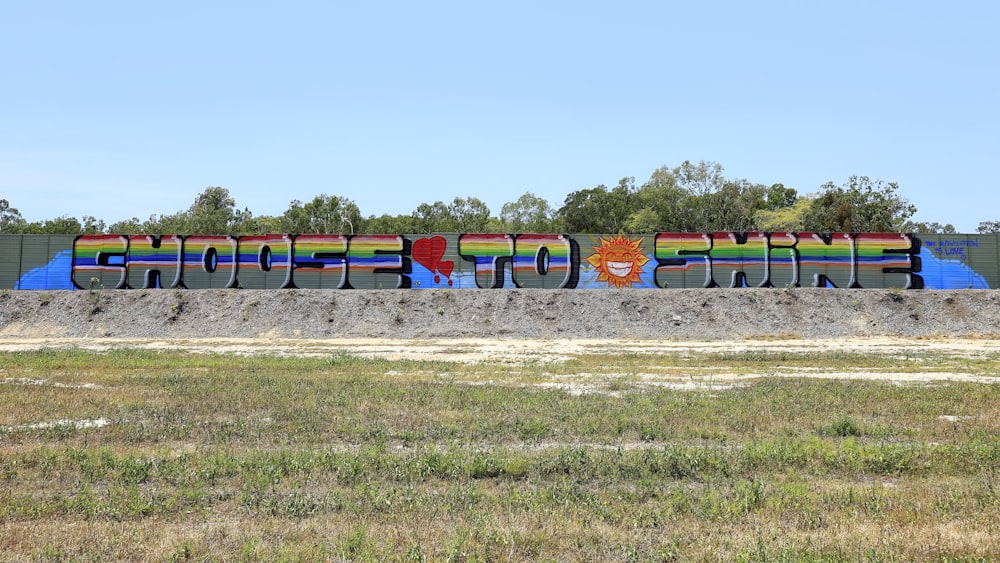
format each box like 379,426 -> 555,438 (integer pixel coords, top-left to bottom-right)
1,288 -> 998,340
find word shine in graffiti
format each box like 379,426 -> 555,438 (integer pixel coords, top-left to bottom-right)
66,232 -> 922,290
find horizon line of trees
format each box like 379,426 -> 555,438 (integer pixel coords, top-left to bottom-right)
1,160 -> 996,236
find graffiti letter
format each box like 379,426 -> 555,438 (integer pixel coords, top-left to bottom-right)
768,232 -> 799,288
237,234 -> 293,289
512,234 -> 579,289
292,234 -> 349,289
126,235 -> 183,289
72,235 -> 128,289
797,233 -> 855,288
346,235 -> 410,289
459,234 -> 515,289
709,232 -> 768,287
182,236 -> 238,289
654,233 -> 712,288
855,233 -> 919,289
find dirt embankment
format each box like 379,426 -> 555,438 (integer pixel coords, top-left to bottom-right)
1,288 -> 999,341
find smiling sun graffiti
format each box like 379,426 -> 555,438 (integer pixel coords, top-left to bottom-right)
585,235 -> 650,288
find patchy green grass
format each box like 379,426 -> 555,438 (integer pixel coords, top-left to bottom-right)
1,347 -> 999,560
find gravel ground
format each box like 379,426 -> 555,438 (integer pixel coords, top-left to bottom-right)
1,287 -> 999,340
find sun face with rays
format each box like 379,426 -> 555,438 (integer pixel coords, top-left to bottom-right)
585,235 -> 650,288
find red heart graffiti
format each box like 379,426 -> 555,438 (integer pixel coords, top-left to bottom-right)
413,235 -> 453,283
413,236 -> 446,272
438,260 -> 454,279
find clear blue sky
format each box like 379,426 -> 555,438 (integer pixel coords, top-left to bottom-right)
2,1 -> 997,231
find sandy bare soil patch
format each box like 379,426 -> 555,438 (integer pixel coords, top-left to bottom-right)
2,336 -> 998,388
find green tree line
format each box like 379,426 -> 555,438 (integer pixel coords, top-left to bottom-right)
0,160 -> 991,236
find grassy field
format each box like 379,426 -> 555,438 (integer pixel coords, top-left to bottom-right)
2,345 -> 1000,561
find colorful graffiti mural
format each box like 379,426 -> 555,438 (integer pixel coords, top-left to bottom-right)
1,232 -> 997,290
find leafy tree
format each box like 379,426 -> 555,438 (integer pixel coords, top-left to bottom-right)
187,186 -> 237,234
660,160 -> 723,231
409,197 -> 491,233
696,179 -> 770,232
626,166 -> 689,232
623,207 -> 661,233
280,201 -> 308,232
82,215 -> 106,234
802,176 -> 915,232
448,197 -> 491,232
625,162 -> 788,233
230,207 -> 258,235
108,217 -> 144,234
764,183 -> 798,210
905,221 -> 956,234
365,213 -> 421,234
281,194 -> 362,234
632,161 -> 775,232
673,160 -> 726,197
144,212 -> 189,234
244,214 -> 285,235
976,221 -> 1000,234
605,178 -> 640,233
558,186 -> 610,233
558,177 -> 637,233
412,201 -> 454,233
21,215 -> 85,235
500,192 -> 557,232
669,162 -> 776,232
484,216 -> 505,232
0,199 -> 25,233
755,197 -> 814,232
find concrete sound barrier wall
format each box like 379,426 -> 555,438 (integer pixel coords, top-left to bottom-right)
1,232 -> 996,290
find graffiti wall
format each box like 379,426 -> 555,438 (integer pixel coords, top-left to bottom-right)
1,232 -> 997,290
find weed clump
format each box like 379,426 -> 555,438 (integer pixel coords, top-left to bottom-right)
820,417 -> 864,437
